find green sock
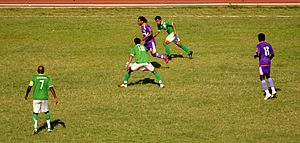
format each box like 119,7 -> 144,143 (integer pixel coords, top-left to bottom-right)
45,112 -> 51,129
181,44 -> 191,54
33,114 -> 38,129
164,44 -> 171,56
153,71 -> 162,81
45,112 -> 51,120
124,71 -> 131,84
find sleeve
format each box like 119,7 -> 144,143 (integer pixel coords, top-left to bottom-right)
256,45 -> 260,54
29,76 -> 34,86
130,48 -> 135,57
269,45 -> 274,54
166,20 -> 173,26
29,80 -> 34,86
48,78 -> 53,88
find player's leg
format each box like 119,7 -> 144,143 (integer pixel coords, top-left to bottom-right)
149,42 -> 169,63
174,35 -> 192,59
163,40 -> 171,59
265,67 -> 276,97
119,63 -> 144,88
259,67 -> 271,100
32,100 -> 40,134
41,100 -> 52,132
146,63 -> 164,88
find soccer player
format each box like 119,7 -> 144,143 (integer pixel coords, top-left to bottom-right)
153,16 -> 193,59
254,33 -> 276,100
138,16 -> 169,64
25,66 -> 58,134
118,38 -> 165,88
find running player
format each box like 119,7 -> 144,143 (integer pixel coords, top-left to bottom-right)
154,16 -> 193,59
138,16 -> 169,63
118,38 -> 165,88
254,33 -> 276,100
25,66 -> 58,134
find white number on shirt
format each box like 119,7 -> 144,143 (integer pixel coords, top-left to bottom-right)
39,80 -> 44,89
138,45 -> 146,52
263,46 -> 270,56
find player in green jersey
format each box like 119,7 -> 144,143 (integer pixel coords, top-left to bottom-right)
154,16 -> 193,60
118,38 -> 165,88
25,66 -> 58,134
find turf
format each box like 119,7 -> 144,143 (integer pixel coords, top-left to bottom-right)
0,7 -> 299,142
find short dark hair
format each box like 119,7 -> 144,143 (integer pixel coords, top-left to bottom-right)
154,16 -> 162,20
134,38 -> 141,44
258,33 -> 265,42
138,16 -> 147,23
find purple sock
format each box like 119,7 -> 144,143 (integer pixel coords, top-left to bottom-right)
262,80 -> 268,90
156,53 -> 164,59
268,78 -> 275,88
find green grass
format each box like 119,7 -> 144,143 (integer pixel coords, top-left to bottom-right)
0,7 -> 299,142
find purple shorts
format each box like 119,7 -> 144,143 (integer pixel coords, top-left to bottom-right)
144,41 -> 156,51
259,66 -> 271,75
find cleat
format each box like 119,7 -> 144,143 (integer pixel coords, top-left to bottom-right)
163,55 -> 169,64
159,83 -> 165,88
188,51 -> 193,59
118,83 -> 127,88
167,55 -> 172,60
271,90 -> 277,98
264,92 -> 272,100
32,129 -> 38,134
48,128 -> 52,132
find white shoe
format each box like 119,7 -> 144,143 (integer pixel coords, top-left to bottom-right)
264,92 -> 272,100
271,90 -> 277,98
32,129 -> 38,134
48,128 -> 52,132
118,83 -> 127,88
160,84 -> 165,88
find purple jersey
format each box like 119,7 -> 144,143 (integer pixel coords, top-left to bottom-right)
141,24 -> 155,44
256,41 -> 274,66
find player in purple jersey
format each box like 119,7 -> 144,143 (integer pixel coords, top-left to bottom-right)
254,33 -> 276,100
138,16 -> 169,64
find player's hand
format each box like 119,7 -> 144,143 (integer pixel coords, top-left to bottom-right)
125,62 -> 129,69
54,97 -> 58,105
24,95 -> 28,100
254,55 -> 258,59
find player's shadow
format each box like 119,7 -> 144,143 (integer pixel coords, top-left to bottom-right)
262,88 -> 281,98
150,62 -> 161,68
128,78 -> 160,87
150,61 -> 170,69
36,119 -> 66,133
170,54 -> 184,59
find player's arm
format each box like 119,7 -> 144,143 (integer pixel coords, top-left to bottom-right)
153,30 -> 160,37
126,55 -> 134,70
143,28 -> 154,40
25,81 -> 33,100
171,22 -> 177,35
254,47 -> 260,59
254,52 -> 260,59
49,87 -> 58,104
270,53 -> 274,60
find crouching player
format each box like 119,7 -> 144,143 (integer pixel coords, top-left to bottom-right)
118,38 -> 165,88
254,33 -> 277,100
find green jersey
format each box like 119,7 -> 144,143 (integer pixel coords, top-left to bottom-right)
157,20 -> 174,34
130,44 -> 150,63
29,74 -> 53,100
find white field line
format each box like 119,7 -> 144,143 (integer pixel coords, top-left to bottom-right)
0,15 -> 298,18
0,3 -> 300,8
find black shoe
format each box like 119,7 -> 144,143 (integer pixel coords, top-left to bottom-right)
188,51 -> 193,59
167,55 -> 172,60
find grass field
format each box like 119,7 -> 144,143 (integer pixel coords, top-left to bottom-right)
0,7 -> 299,142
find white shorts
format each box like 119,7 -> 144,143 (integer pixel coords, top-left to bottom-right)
33,100 -> 49,113
130,62 -> 155,72
166,32 -> 181,43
